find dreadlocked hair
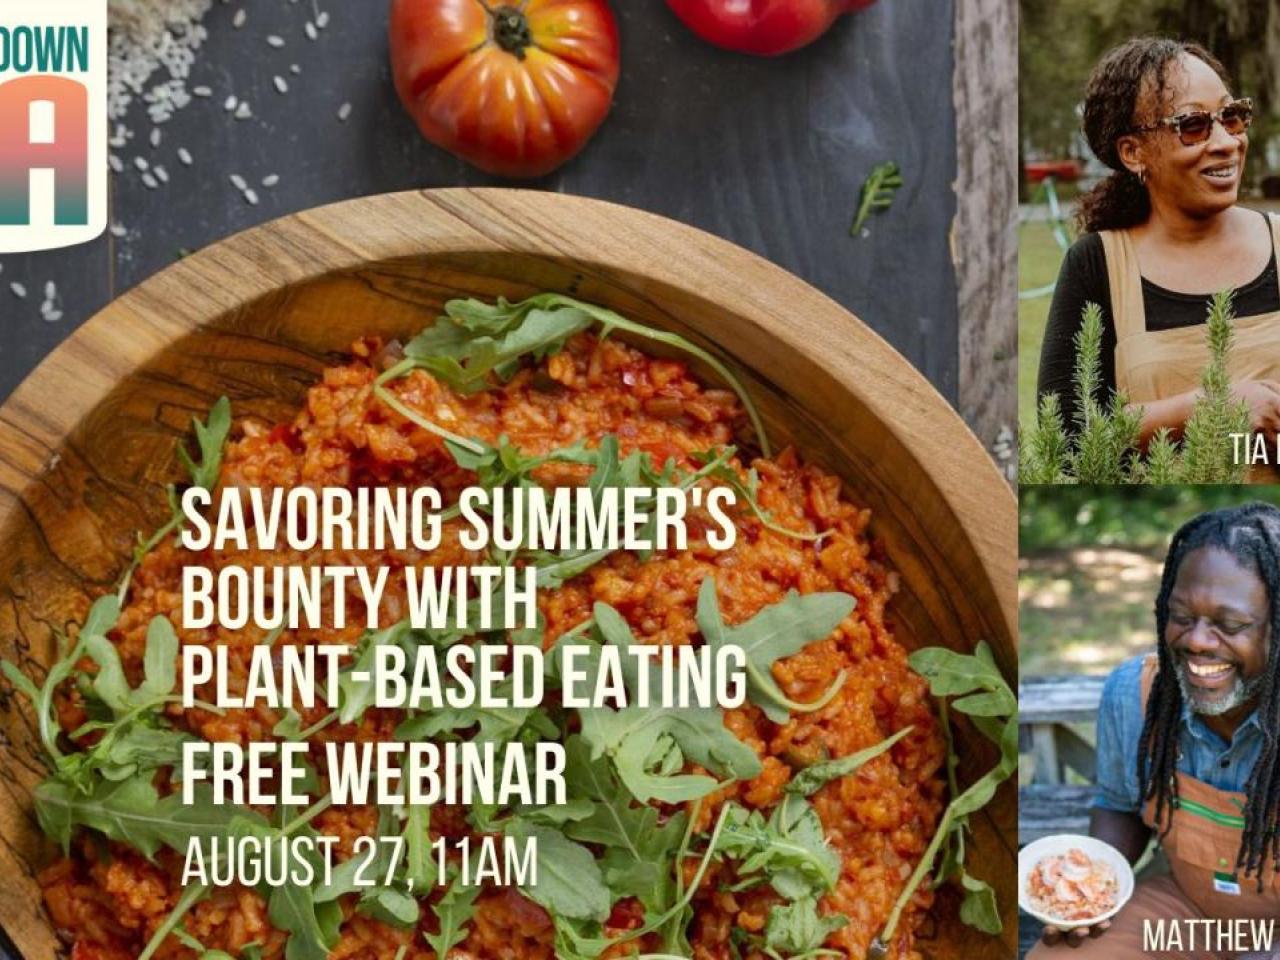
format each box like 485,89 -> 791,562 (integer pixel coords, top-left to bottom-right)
1137,502 -> 1280,888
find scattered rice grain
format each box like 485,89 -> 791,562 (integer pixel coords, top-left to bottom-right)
337,102 -> 351,121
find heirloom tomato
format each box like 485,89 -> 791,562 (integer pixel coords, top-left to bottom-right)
389,0 -> 621,178
665,0 -> 875,57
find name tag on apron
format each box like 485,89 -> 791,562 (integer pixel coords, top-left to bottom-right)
1213,871 -> 1242,895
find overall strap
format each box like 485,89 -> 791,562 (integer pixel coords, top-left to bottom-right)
1271,213 -> 1280,300
1099,228 -> 1147,341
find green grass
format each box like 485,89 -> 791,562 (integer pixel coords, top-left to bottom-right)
1019,545 -> 1162,677
1018,220 -> 1069,433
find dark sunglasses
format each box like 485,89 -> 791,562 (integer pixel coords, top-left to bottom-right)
1133,98 -> 1253,146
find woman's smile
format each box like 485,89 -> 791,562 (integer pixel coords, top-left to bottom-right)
1198,160 -> 1238,187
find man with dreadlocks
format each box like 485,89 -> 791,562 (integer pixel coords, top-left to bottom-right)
1032,504 -> 1279,959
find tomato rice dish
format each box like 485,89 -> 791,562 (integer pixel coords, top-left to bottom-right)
31,318 -> 948,960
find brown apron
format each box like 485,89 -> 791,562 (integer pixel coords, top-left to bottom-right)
1102,215 -> 1280,483
1138,656 -> 1279,922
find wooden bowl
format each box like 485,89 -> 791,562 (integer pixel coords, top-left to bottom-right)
0,189 -> 1016,959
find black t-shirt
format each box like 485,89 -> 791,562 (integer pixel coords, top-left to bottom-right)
1035,216 -> 1280,430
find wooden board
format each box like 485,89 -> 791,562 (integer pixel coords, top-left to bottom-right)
0,0 -> 979,439
0,189 -> 1017,960
954,0 -> 1019,446
1018,676 -> 1107,724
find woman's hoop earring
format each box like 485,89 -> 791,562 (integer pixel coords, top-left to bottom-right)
1138,168 -> 1148,186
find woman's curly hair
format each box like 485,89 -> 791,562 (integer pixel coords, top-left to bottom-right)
1076,37 -> 1230,233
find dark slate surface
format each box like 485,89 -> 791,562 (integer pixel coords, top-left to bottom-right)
0,0 -> 957,406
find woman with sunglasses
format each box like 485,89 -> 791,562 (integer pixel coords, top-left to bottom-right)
1036,37 -> 1278,478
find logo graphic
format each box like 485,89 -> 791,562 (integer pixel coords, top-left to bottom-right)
0,1 -> 105,253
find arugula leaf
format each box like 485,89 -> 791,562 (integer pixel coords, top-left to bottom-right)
559,736 -> 688,915
402,802 -> 436,892
121,397 -> 232,600
354,807 -> 422,929
268,879 -> 342,960
785,726 -> 913,797
138,883 -> 210,960
851,162 -> 903,237
505,820 -> 611,923
696,578 -> 851,723
690,449 -> 830,543
82,615 -> 179,717
406,305 -> 593,395
33,776 -> 256,858
171,926 -> 236,960
177,396 -> 232,491
957,869 -> 1002,934
226,811 -> 343,960
549,802 -> 736,960
579,602 -> 761,803
873,642 -> 1017,952
764,897 -> 849,956
62,723 -> 195,785
426,871 -> 482,959
2,594 -> 120,764
387,293 -> 771,457
718,794 -> 841,900
446,435 -> 596,493
337,620 -> 410,724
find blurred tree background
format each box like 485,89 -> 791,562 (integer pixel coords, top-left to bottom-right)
1019,486 -> 1280,675
1020,0 -> 1279,178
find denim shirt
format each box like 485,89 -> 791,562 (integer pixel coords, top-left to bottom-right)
1094,654 -> 1264,812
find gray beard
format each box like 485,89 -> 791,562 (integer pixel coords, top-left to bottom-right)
1174,661 -> 1265,717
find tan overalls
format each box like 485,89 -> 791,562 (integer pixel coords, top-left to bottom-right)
1102,214 -> 1280,484
1027,657 -> 1280,960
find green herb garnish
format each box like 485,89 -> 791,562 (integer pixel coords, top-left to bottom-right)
118,395 -> 232,602
425,870 -> 482,958
851,162 -> 903,237
871,642 -> 1016,955
785,725 -> 913,797
375,293 -> 771,457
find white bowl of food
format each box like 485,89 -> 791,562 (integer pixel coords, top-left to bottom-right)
1018,834 -> 1135,930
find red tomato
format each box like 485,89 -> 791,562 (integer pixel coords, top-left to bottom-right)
389,0 -> 621,178
665,0 -> 874,57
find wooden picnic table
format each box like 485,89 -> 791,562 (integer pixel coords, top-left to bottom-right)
1019,674 -> 1105,785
